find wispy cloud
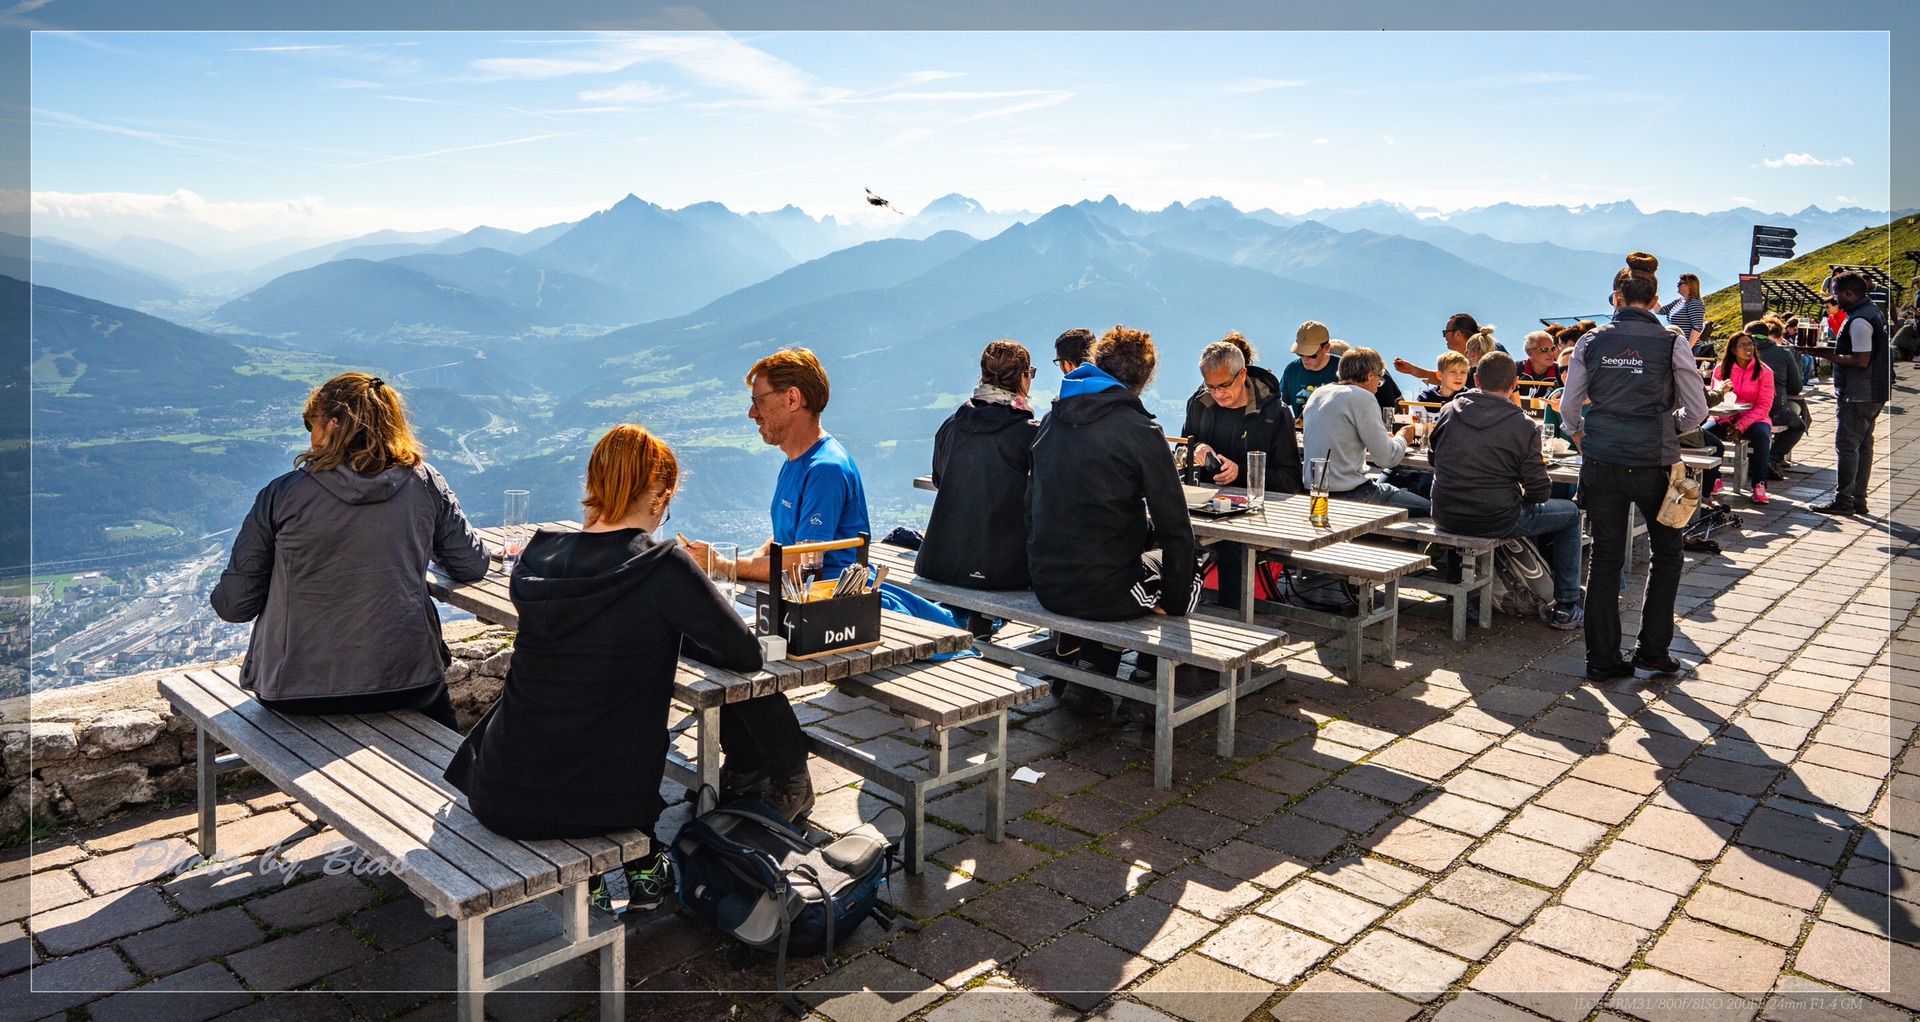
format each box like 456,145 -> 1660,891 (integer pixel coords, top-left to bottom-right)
578,81 -> 685,105
1381,134 -> 1395,146
1761,152 -> 1852,169
6,0 -> 61,13
333,133 -> 573,170
1217,77 -> 1308,95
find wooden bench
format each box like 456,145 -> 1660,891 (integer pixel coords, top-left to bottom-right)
1369,521 -> 1498,641
160,666 -> 636,1022
798,656 -> 1047,872
1259,542 -> 1430,681
870,548 -> 1290,789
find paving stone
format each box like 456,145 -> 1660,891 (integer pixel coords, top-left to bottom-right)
226,922 -> 378,990
927,782 -> 1055,833
924,986 -> 1080,1022
1199,840 -> 1308,889
1409,792 -> 1509,836
73,837 -> 198,894
1651,780 -> 1758,825
1592,841 -> 1705,895
1762,976 -> 1915,1022
892,863 -> 984,919
1471,942 -> 1619,1022
1012,932 -> 1148,1012
326,936 -> 455,1019
934,834 -> 1051,884
1140,805 -> 1245,852
0,843 -> 87,883
1331,931 -> 1467,1002
0,922 -> 32,979
1195,914 -> 1332,984
1560,871 -> 1680,930
1293,787 -> 1395,833
89,962 -> 254,1022
1365,740 -> 1475,780
1607,967 -> 1761,1022
1521,905 -> 1649,969
0,868 -> 87,924
1646,917 -> 1788,995
1143,864 -> 1264,921
1385,898 -> 1510,957
1132,951 -> 1273,1022
1535,776 -> 1646,825
1477,746 -> 1575,785
1429,866 -> 1552,925
1685,884 -> 1806,945
1185,779 -> 1288,823
1432,992 -> 1547,1022
1569,754 -> 1671,794
1104,827 -> 1201,872
120,904 -> 267,975
206,991 -> 355,1022
1085,1001 -> 1180,1022
957,880 -> 1090,946
1618,804 -> 1736,861
1269,970 -> 1421,1022
1335,763 -> 1431,804
1031,849 -> 1153,906
1235,756 -> 1332,799
800,953 -> 943,1022
245,872 -> 376,930
1708,847 -> 1830,910
1311,855 -> 1424,906
1737,806 -> 1853,866
1794,922 -> 1918,1010
1361,817 -> 1474,871
1444,771 -> 1538,809
30,883 -> 176,955
0,944 -> 136,1022
165,859 -> 291,913
348,895 -> 452,951
1086,896 -> 1215,962
1678,755 -> 1783,796
1468,833 -> 1580,887
1047,794 -> 1146,835
1505,805 -> 1609,854
1241,812 -> 1347,860
1258,880 -> 1386,942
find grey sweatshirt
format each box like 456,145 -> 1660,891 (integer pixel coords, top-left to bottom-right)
211,462 -> 489,700
1300,382 -> 1406,493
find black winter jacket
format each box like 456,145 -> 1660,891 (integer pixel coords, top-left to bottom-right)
444,529 -> 761,830
211,462 -> 488,700
1429,390 -> 1551,536
919,400 -> 1038,589
1027,367 -> 1195,620
1180,364 -> 1305,494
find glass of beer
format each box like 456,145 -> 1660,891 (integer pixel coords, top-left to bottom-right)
1307,458 -> 1331,528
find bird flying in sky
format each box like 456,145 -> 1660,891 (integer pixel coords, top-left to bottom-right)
865,188 -> 906,215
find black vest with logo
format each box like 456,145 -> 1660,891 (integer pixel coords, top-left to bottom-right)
1834,298 -> 1890,405
1580,307 -> 1679,468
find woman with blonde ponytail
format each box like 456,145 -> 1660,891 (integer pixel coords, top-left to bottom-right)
211,372 -> 489,728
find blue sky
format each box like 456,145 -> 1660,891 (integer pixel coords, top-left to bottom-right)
28,30 -> 1892,245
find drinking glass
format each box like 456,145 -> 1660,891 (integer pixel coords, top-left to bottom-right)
1307,458 -> 1331,528
501,489 -> 530,570
707,542 -> 739,604
1245,450 -> 1267,513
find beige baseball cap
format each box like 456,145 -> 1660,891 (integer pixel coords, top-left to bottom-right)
1327,339 -> 1351,356
1293,320 -> 1331,356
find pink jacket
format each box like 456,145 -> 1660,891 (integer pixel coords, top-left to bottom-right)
1711,360 -> 1774,434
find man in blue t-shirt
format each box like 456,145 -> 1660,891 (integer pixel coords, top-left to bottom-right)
690,347 -> 870,580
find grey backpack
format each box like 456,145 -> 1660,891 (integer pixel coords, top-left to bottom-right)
1489,537 -> 1555,621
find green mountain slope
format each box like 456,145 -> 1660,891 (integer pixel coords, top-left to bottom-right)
1703,214 -> 1919,330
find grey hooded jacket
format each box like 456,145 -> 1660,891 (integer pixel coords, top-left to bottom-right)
210,462 -> 489,700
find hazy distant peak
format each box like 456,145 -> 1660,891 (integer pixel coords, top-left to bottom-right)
1572,200 -> 1642,215
677,200 -> 737,216
919,193 -> 987,215
1186,196 -> 1239,211
608,194 -> 664,214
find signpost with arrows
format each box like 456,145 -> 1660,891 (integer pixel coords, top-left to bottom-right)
1749,225 -> 1797,272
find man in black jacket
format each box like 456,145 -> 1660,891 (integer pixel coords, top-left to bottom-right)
1183,334 -> 1301,610
1428,353 -> 1585,630
1029,326 -> 1199,686
1803,271 -> 1890,514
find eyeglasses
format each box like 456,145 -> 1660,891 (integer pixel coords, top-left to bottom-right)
1204,369 -> 1245,395
1023,367 -> 1038,379
1054,359 -> 1075,371
302,415 -> 311,432
748,388 -> 781,412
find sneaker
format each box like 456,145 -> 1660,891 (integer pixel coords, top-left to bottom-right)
1549,603 -> 1584,631
1710,479 -> 1724,497
623,850 -> 673,913
1631,650 -> 1685,674
1751,483 -> 1769,505
1809,497 -> 1857,515
761,768 -> 816,824
1586,661 -> 1635,681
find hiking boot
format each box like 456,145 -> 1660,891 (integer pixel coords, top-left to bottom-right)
1751,483 -> 1769,505
1631,650 -> 1686,675
1549,603 -> 1584,631
761,768 -> 815,824
718,767 -> 770,805
623,850 -> 673,913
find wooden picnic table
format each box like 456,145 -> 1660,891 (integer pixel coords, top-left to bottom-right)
426,522 -> 973,812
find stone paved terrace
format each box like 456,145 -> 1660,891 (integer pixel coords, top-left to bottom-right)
5,366 -> 1918,1022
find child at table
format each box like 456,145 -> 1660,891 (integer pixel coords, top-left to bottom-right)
445,425 -> 811,914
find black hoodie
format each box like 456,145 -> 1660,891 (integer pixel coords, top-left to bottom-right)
444,528 -> 760,829
1428,390 -> 1551,536
919,399 -> 1039,589
1027,366 -> 1195,620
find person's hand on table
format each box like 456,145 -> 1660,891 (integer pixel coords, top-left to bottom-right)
1211,455 -> 1240,485
1396,424 -> 1416,442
